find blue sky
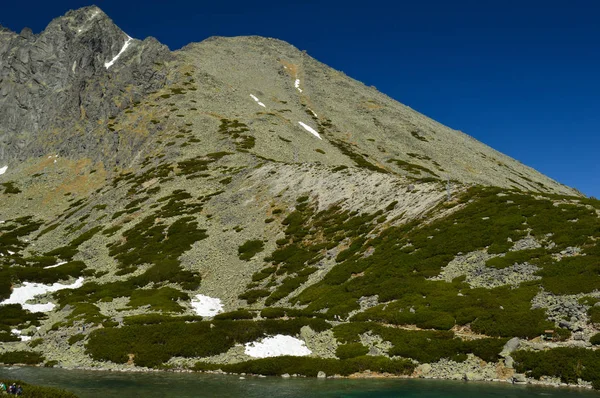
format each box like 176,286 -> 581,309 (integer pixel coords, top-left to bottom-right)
2,1 -> 598,197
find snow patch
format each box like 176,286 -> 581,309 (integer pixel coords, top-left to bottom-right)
0,277 -> 84,313
104,35 -> 134,69
10,329 -> 31,342
245,335 -> 312,358
249,94 -> 266,108
308,109 -> 318,117
43,261 -> 68,270
191,294 -> 223,317
295,79 -> 303,93
298,122 -> 322,140
0,165 -> 7,175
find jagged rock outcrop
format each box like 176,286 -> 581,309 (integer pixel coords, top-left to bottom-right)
0,6 -> 171,163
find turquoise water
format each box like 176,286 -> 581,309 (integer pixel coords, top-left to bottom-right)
1,367 -> 598,397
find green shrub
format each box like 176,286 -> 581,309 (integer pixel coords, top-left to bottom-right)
333,322 -> 506,363
68,334 -> 86,345
0,351 -> 44,365
589,306 -> 600,324
238,240 -> 265,261
194,355 -> 414,377
87,318 -> 330,368
590,333 -> 600,346
336,343 -> 369,359
128,287 -> 188,313
514,347 -> 600,388
214,309 -> 254,320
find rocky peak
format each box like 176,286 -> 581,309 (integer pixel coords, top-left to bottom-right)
0,6 -> 171,164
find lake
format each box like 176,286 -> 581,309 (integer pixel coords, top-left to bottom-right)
1,367 -> 598,397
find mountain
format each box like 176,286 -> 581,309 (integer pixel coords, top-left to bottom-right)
1,6 -> 599,388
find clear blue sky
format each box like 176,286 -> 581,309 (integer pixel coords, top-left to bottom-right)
2,1 -> 598,197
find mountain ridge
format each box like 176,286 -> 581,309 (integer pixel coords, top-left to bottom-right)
0,6 -> 598,389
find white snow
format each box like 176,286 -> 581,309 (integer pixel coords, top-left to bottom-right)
249,94 -> 266,108
10,329 -> 31,342
0,277 -> 84,313
191,294 -> 223,317
308,109 -> 318,117
104,35 -> 134,69
298,122 -> 322,140
295,79 -> 303,92
244,335 -> 312,358
43,261 -> 68,270
0,165 -> 7,175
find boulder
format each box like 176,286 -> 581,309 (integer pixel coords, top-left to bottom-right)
500,337 -> 520,357
512,374 -> 527,383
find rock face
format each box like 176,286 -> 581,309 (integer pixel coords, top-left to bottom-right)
0,6 -> 170,164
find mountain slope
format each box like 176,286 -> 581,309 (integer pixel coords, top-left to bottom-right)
1,6 -> 599,389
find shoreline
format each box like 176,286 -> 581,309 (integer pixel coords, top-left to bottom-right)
1,363 -> 594,392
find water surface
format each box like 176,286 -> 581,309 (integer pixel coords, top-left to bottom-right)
1,366 -> 598,397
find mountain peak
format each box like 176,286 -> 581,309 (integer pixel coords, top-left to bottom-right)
0,6 -> 171,165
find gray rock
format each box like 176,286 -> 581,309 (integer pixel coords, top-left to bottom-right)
281,373 -> 290,378
512,374 -> 527,383
0,6 -> 171,166
500,337 -> 520,357
317,371 -> 326,378
504,356 -> 514,368
464,372 -> 484,381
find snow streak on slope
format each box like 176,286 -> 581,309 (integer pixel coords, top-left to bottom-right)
105,35 -> 133,69
250,94 -> 266,108
298,121 -> 321,139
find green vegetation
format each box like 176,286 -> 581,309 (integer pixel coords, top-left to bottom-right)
333,322 -> 507,363
68,334 -> 86,345
486,247 -> 548,269
219,119 -> 255,151
336,343 -> 369,359
238,240 -> 265,261
128,287 -> 188,312
194,356 -> 414,377
0,351 -> 44,365
387,159 -> 439,177
1,181 -> 22,194
239,195 -> 385,306
514,348 -> 600,389
0,380 -> 78,397
329,140 -> 386,173
410,131 -> 429,142
288,187 -> 599,339
87,318 -> 330,368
